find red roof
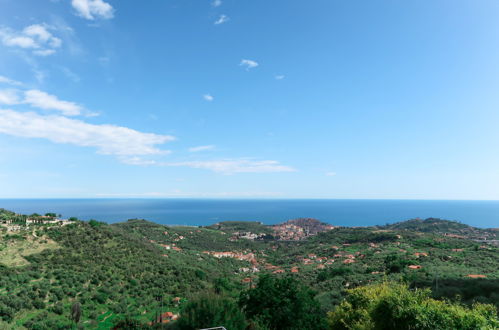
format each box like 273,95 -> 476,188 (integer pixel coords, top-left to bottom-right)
408,265 -> 422,269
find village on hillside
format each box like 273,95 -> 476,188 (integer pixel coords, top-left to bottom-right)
0,209 -> 76,232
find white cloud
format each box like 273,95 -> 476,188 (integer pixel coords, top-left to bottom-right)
24,90 -> 82,116
325,172 -> 336,176
188,145 -> 215,152
214,15 -> 229,25
0,24 -> 62,56
23,25 -> 62,48
0,89 -> 21,105
120,157 -> 163,166
240,59 -> 259,70
203,94 -> 214,102
0,76 -> 22,86
0,110 -> 175,156
167,159 -> 295,174
118,156 -> 294,174
71,0 -> 114,20
212,0 -> 222,7
33,49 -> 56,56
275,75 -> 285,80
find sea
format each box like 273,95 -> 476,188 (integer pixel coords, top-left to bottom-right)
0,199 -> 498,228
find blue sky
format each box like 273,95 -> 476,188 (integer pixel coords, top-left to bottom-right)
1,0 -> 499,199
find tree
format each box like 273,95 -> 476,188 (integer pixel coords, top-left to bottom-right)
70,302 -> 81,325
239,275 -> 327,330
175,292 -> 247,330
328,282 -> 499,330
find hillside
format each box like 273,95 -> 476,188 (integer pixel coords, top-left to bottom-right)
383,217 -> 499,242
0,209 -> 498,329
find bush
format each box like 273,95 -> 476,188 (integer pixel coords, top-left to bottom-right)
328,282 -> 499,330
240,275 -> 327,330
175,293 -> 247,330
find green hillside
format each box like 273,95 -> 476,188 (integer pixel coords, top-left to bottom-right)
0,209 -> 498,329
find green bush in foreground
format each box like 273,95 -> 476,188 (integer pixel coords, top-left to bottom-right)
328,282 -> 499,330
174,293 -> 247,330
240,275 -> 327,330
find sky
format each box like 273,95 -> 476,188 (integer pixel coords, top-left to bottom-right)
1,0 -> 499,199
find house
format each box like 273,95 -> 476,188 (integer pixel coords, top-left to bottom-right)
408,265 -> 422,270
272,269 -> 285,274
343,259 -> 355,264
466,274 -> 487,279
154,311 -> 178,324
291,267 -> 299,273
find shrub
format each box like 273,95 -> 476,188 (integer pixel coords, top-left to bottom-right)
328,282 -> 499,330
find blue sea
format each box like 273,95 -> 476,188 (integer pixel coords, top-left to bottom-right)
0,199 -> 498,228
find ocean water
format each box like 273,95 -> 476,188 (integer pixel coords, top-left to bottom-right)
0,199 -> 498,228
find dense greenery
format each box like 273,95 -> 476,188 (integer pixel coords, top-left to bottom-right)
0,208 -> 498,329
174,293 -> 247,330
328,282 -> 499,329
239,275 -> 327,330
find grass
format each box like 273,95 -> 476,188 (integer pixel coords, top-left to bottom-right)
0,231 -> 59,267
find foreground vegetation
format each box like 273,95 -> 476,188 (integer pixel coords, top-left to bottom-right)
0,208 -> 498,329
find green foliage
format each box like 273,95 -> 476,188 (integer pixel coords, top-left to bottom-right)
240,275 -> 327,330
0,208 -> 497,328
328,282 -> 499,330
88,219 -> 106,228
175,293 -> 247,330
318,267 -> 353,282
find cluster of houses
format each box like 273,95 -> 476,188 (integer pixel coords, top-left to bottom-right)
272,219 -> 335,241
203,250 -> 258,265
272,223 -> 307,240
0,216 -> 75,231
229,231 -> 268,241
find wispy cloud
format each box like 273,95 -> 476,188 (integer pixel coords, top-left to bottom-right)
203,94 -> 214,102
33,49 -> 56,56
0,24 -> 62,56
0,76 -> 22,86
60,66 -> 81,83
24,90 -> 83,116
275,75 -> 285,80
211,0 -> 222,7
0,86 -> 93,116
188,145 -> 215,152
117,156 -> 294,174
0,110 -> 175,156
214,15 -> 229,25
240,59 -> 259,70
0,89 -> 21,105
325,172 -> 336,176
120,156 -> 165,166
167,159 -> 295,174
95,190 -> 283,198
71,0 -> 114,20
